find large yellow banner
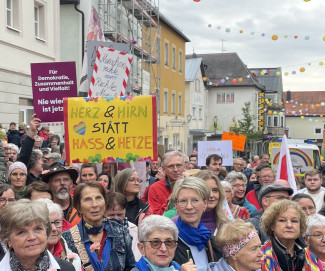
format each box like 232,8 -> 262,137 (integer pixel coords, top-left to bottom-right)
63,96 -> 157,163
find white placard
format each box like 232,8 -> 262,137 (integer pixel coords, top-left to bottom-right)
198,141 -> 233,166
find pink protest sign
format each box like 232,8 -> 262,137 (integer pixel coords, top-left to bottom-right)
89,46 -> 133,97
31,62 -> 78,126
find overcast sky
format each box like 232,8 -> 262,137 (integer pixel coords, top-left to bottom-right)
159,0 -> 325,92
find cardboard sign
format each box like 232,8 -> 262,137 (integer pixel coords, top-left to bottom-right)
222,132 -> 246,151
31,62 -> 77,125
63,95 -> 157,164
197,141 -> 233,166
89,46 -> 133,97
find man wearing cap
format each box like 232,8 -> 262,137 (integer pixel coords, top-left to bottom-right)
246,182 -> 293,244
42,162 -> 81,226
7,122 -> 21,148
43,152 -> 61,170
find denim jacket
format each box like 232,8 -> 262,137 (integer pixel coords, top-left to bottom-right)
62,219 -> 135,271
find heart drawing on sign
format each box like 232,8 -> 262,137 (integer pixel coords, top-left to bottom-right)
73,122 -> 86,135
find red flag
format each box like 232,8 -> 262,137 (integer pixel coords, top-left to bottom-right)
275,134 -> 297,193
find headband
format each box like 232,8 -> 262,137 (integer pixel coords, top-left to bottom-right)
222,230 -> 258,258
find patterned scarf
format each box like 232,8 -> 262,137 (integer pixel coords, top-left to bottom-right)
9,249 -> 50,271
261,240 -> 319,271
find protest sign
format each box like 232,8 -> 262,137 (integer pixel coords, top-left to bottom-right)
222,132 -> 246,151
31,62 -> 77,126
63,95 -> 157,164
89,46 -> 133,97
197,141 -> 233,166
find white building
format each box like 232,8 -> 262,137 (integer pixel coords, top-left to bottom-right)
0,0 -> 60,127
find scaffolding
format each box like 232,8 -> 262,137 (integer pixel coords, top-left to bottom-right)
98,0 -> 161,95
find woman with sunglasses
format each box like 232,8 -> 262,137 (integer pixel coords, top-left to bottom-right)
114,168 -> 153,226
132,215 -> 197,271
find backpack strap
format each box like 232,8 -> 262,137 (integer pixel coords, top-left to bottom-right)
69,225 -> 94,271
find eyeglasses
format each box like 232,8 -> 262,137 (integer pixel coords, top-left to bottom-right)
142,239 -> 177,249
50,219 -> 63,228
128,178 -> 142,183
265,195 -> 289,200
51,178 -> 71,184
176,198 -> 202,208
4,147 -> 11,152
260,175 -> 274,179
233,163 -> 244,167
165,164 -> 184,170
11,172 -> 26,177
232,184 -> 247,188
301,206 -> 315,212
0,198 -> 15,205
307,233 -> 325,240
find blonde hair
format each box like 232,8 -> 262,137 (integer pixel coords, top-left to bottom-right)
261,199 -> 307,237
194,170 -> 229,228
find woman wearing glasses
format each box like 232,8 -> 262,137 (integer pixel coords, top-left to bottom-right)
114,168 -> 152,226
132,215 -> 197,271
0,183 -> 18,261
62,181 -> 135,270
171,176 -> 222,270
8,161 -> 28,198
36,198 -> 82,270
224,171 -> 257,215
305,214 -> 325,270
292,193 -> 316,216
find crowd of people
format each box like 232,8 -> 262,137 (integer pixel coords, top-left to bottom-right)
1,115 -> 325,270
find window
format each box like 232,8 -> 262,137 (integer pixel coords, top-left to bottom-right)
171,92 -> 176,114
172,46 -> 176,70
192,106 -> 196,119
19,98 -> 34,124
267,116 -> 272,126
163,90 -> 168,114
217,92 -> 234,103
274,116 -> 278,127
198,108 -> 202,120
6,0 -> 21,30
280,116 -> 284,127
179,50 -> 183,72
178,94 -> 182,115
164,41 -> 169,66
173,134 -> 179,149
195,79 -> 200,91
315,127 -> 322,135
34,2 -> 46,40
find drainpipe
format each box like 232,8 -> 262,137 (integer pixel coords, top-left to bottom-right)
74,3 -> 85,60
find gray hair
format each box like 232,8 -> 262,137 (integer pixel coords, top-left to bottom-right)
306,214 -> 325,236
7,143 -> 19,154
113,168 -> 137,194
35,198 -> 63,218
171,176 -> 210,202
34,135 -> 43,145
0,199 -> 51,247
224,171 -> 247,185
220,180 -> 233,194
29,149 -> 43,169
138,215 -> 178,242
161,151 -> 184,167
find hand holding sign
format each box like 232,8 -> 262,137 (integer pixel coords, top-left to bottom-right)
89,47 -> 133,97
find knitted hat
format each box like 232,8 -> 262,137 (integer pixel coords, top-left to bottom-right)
8,162 -> 28,176
258,183 -> 294,207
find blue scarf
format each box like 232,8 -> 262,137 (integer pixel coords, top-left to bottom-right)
79,220 -> 111,271
135,257 -> 181,271
175,217 -> 211,251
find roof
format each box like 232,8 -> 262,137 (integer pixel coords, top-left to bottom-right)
249,68 -> 283,93
189,53 -> 265,91
185,58 -> 203,82
159,13 -> 191,42
284,91 -> 325,116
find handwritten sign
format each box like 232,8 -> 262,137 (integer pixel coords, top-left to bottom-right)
31,62 -> 77,126
63,95 -> 157,164
89,46 -> 133,97
222,132 -> 246,151
87,41 -> 131,91
197,141 -> 233,167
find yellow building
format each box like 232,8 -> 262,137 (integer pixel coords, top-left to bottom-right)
151,15 -> 190,152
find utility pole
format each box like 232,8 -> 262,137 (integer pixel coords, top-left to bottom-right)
221,39 -> 226,53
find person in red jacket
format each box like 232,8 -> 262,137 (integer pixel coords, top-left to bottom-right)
246,167 -> 275,210
147,151 -> 185,215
